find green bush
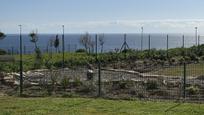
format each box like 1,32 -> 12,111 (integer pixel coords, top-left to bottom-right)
187,85 -> 199,95
61,76 -> 70,90
75,49 -> 87,53
0,49 -> 7,55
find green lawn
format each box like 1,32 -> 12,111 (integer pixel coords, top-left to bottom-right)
0,97 -> 204,115
151,63 -> 204,76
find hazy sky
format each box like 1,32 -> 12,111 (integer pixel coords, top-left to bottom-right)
1,0 -> 204,34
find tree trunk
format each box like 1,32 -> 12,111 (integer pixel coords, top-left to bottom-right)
101,45 -> 103,53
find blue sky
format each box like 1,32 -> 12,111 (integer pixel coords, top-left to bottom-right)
1,0 -> 204,33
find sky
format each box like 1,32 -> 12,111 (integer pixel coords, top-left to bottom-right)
1,0 -> 204,34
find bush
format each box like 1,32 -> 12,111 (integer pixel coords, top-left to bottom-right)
78,81 -> 95,93
119,81 -> 128,89
75,49 -> 87,53
61,76 -> 70,91
33,48 -> 43,69
200,56 -> 204,61
73,77 -> 82,87
0,49 -> 7,55
146,80 -> 158,90
187,85 -> 199,95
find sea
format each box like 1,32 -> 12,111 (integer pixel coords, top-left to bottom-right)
0,33 -> 203,54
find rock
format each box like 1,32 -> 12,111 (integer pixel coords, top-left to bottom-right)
33,69 -> 49,72
14,80 -> 19,85
87,69 -> 94,80
196,75 -> 204,80
12,72 -> 26,80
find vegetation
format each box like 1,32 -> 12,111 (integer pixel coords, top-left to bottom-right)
99,34 -> 105,53
0,97 -> 204,115
187,85 -> 199,95
1,44 -> 204,76
151,63 -> 204,76
0,31 -> 6,39
80,33 -> 95,53
54,35 -> 60,53
75,49 -> 87,53
29,31 -> 43,69
146,80 -> 159,90
0,49 -> 7,55
61,76 -> 70,91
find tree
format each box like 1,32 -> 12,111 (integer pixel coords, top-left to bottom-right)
29,31 -> 38,49
54,35 -> 60,53
0,32 -> 6,40
29,30 -> 42,69
49,38 -> 54,58
80,33 -> 92,53
99,34 -> 105,53
89,40 -> 95,53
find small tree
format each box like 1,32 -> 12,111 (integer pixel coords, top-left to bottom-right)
29,31 -> 42,69
80,33 -> 91,53
49,38 -> 54,58
29,31 -> 38,49
99,34 -> 105,53
54,35 -> 60,53
89,40 -> 95,53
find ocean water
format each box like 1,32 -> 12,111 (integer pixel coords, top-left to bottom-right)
0,33 -> 202,54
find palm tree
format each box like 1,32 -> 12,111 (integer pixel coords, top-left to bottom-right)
29,30 -> 42,69
29,31 -> 38,49
54,35 -> 60,53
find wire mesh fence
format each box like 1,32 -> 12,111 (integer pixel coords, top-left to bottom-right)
1,33 -> 204,103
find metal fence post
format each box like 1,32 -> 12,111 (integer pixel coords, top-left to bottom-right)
148,34 -> 151,57
19,25 -> 23,96
141,27 -> 143,51
183,61 -> 186,99
62,25 -> 65,68
182,35 -> 186,99
95,34 -> 101,97
98,62 -> 101,97
166,34 -> 169,59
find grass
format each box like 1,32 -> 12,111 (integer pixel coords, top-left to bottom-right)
0,97 -> 204,115
151,63 -> 204,76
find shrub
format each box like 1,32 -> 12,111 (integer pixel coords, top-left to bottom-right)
187,85 -> 199,95
61,76 -> 70,91
200,56 -> 204,61
33,48 -> 43,69
0,49 -> 7,55
75,49 -> 87,53
78,81 -> 95,93
50,71 -> 58,94
146,80 -> 158,90
73,77 -> 82,87
119,81 -> 128,89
